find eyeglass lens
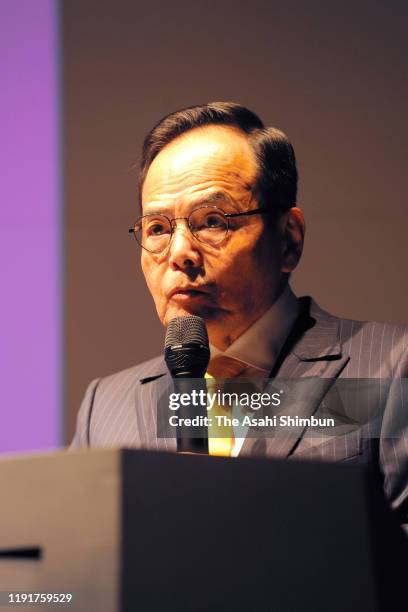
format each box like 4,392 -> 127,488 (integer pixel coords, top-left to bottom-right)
134,207 -> 229,253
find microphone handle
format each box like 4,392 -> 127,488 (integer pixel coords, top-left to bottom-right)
172,376 -> 209,455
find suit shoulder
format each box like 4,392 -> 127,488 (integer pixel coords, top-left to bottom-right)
71,355 -> 166,449
308,298 -> 408,376
336,315 -> 408,348
97,355 -> 166,391
310,298 -> 408,343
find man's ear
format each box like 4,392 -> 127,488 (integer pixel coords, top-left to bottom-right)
281,207 -> 305,273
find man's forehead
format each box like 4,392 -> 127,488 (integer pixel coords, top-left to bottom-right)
142,125 -> 257,205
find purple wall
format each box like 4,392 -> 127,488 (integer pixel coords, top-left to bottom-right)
0,0 -> 61,452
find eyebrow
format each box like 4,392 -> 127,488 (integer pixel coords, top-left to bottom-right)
143,191 -> 236,214
196,192 -> 234,206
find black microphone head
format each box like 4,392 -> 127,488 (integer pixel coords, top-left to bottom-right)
165,315 -> 209,349
164,315 -> 210,378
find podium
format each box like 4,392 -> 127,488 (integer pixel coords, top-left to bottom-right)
0,448 -> 406,611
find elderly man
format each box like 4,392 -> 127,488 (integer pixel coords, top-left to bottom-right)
71,102 -> 407,531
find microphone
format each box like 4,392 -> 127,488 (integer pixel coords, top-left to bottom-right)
164,315 -> 210,454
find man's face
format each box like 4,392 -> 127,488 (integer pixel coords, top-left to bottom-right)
140,126 -> 288,350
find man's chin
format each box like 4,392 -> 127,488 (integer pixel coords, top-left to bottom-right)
162,302 -> 216,326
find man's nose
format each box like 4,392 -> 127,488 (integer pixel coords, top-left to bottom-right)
167,222 -> 203,270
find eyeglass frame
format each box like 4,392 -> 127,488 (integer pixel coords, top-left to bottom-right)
128,205 -> 274,253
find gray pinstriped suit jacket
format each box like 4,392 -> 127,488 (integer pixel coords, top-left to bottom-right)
71,297 -> 408,531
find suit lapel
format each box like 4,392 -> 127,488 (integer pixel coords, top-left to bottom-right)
240,298 -> 350,458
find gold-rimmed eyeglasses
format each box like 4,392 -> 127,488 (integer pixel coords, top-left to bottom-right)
128,205 -> 271,253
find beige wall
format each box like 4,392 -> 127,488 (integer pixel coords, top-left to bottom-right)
63,0 -> 408,442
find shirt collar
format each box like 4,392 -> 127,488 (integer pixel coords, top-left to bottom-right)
209,285 -> 300,373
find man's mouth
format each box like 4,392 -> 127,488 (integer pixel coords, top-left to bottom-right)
169,288 -> 209,301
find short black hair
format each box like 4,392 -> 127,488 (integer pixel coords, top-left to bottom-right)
138,101 -> 297,212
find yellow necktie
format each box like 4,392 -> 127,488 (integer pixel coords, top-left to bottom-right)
205,356 -> 249,457
206,373 -> 234,457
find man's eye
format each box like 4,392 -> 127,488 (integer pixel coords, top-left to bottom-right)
146,223 -> 169,236
204,214 -> 226,229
